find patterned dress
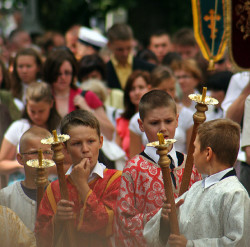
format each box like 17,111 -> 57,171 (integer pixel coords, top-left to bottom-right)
35,169 -> 121,247
114,151 -> 201,247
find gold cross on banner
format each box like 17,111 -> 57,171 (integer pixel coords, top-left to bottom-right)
204,9 -> 221,39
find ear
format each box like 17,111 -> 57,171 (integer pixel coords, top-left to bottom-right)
107,41 -> 112,51
138,118 -> 144,132
99,135 -> 103,149
206,147 -> 213,162
16,153 -> 24,167
175,113 -> 179,128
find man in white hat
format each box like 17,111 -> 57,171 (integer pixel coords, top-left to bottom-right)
76,26 -> 107,60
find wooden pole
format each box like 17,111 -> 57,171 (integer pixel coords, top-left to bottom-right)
50,131 -> 76,247
179,88 -> 209,196
157,145 -> 180,235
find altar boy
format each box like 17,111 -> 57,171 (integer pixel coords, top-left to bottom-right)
144,118 -> 250,247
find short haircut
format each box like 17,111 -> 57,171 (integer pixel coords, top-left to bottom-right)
107,23 -> 133,43
60,109 -> 100,137
139,90 -> 176,121
149,30 -> 171,45
19,126 -> 51,153
172,28 -> 196,47
150,65 -> 174,88
197,119 -> 240,166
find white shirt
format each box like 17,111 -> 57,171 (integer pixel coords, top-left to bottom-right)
66,162 -> 106,183
144,145 -> 178,168
202,167 -> 233,188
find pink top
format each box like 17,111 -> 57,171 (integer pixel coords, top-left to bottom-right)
69,88 -> 103,112
116,117 -> 130,158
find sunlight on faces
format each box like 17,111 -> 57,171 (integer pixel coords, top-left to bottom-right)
66,126 -> 103,172
174,70 -> 198,95
17,55 -> 39,84
26,100 -> 53,128
53,60 -> 73,92
138,106 -> 178,144
149,35 -> 172,62
108,40 -> 133,65
129,76 -> 150,107
155,77 -> 176,99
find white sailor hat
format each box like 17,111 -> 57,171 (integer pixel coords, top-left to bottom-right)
78,26 -> 107,51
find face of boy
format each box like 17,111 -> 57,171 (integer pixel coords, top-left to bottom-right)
66,125 -> 103,171
18,137 -> 53,176
108,40 -> 133,65
138,106 -> 178,143
193,135 -> 207,174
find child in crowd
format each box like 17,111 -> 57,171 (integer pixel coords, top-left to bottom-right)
114,90 -> 201,247
0,82 -> 61,185
11,47 -> 43,107
129,66 -> 193,157
35,109 -> 122,247
0,126 -> 52,231
144,119 -> 250,247
116,70 -> 150,158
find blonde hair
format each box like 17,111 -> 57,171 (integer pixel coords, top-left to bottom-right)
26,82 -> 53,104
79,79 -> 107,103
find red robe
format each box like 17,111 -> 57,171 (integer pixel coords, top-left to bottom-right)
35,169 -> 121,247
114,152 -> 201,247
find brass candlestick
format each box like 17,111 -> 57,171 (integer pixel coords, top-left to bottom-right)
26,149 -> 55,213
147,135 -> 179,235
41,130 -> 77,247
179,87 -> 218,196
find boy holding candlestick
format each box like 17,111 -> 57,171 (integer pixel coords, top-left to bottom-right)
35,109 -> 122,247
114,90 -> 201,247
0,126 -> 53,231
144,118 -> 250,246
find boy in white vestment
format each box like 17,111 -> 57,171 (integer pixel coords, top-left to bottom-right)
144,118 -> 250,247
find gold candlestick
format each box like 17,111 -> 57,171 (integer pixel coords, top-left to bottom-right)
179,87 -> 218,196
26,152 -> 55,213
147,134 -> 179,235
41,130 -> 76,247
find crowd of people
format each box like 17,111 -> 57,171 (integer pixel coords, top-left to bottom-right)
0,21 -> 249,247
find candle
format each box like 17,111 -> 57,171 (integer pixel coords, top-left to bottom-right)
201,87 -> 207,103
157,133 -> 164,145
38,149 -> 43,167
52,130 -> 58,142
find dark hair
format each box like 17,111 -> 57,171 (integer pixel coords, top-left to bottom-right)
162,52 -> 182,67
60,109 -> 100,137
0,59 -> 11,90
139,90 -> 176,121
148,30 -> 171,44
43,49 -> 77,89
77,54 -> 106,82
22,82 -> 61,132
206,71 -> 233,93
197,119 -> 240,166
172,28 -> 196,47
122,70 -> 150,120
136,49 -> 158,64
107,23 -> 133,42
11,48 -> 43,99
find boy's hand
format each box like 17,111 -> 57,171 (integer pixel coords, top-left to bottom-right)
160,199 -> 184,244
70,158 -> 91,202
55,199 -> 74,223
168,234 -> 187,247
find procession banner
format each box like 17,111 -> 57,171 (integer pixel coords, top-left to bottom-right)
228,0 -> 250,70
192,0 -> 228,69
